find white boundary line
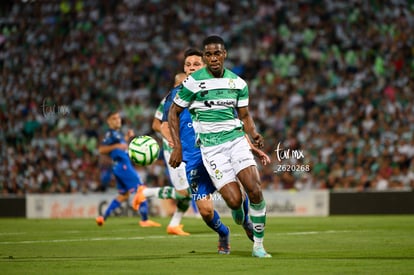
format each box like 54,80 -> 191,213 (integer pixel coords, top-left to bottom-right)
0,230 -> 352,245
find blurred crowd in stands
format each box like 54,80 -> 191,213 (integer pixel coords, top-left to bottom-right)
1,0 -> 413,195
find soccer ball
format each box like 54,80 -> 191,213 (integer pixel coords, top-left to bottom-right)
128,136 -> 160,166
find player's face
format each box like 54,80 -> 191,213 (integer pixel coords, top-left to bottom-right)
203,43 -> 226,77
107,113 -> 122,130
184,55 -> 204,76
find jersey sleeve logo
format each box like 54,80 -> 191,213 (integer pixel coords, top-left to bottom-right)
198,82 -> 206,89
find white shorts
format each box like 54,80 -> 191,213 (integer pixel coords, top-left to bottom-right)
163,149 -> 190,191
200,136 -> 256,191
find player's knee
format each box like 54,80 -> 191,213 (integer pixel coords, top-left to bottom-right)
246,187 -> 263,204
198,206 -> 214,220
225,196 -> 243,210
220,182 -> 243,209
196,199 -> 214,221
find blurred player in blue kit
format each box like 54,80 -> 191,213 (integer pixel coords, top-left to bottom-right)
95,111 -> 161,227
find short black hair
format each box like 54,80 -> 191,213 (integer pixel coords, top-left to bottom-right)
184,48 -> 202,59
202,35 -> 225,48
106,110 -> 119,119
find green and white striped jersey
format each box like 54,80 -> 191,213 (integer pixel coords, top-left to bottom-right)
173,67 -> 248,146
154,97 -> 165,121
154,97 -> 172,152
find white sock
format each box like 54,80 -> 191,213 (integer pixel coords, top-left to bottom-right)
168,210 -> 184,227
143,187 -> 160,198
253,236 -> 264,249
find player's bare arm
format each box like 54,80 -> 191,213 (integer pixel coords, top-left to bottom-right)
237,106 -> 264,149
160,122 -> 174,147
167,102 -> 184,168
125,129 -> 135,141
245,134 -> 271,165
152,117 -> 162,133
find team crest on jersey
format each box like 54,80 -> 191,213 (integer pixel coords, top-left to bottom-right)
228,79 -> 236,89
214,169 -> 223,180
190,182 -> 198,193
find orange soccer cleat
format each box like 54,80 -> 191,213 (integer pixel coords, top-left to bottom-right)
132,185 -> 147,210
139,220 -> 161,227
167,224 -> 190,236
96,216 -> 105,226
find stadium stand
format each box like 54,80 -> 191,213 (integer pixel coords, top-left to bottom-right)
0,0 -> 413,194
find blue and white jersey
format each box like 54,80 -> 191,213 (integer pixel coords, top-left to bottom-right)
163,86 -> 201,164
101,129 -> 132,168
163,86 -> 216,198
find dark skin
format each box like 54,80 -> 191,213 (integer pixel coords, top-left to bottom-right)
168,42 -> 265,206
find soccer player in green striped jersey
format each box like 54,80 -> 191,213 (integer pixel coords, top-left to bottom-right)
168,36 -> 272,258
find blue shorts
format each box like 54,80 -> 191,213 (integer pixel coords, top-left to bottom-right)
113,163 -> 143,195
186,158 -> 216,200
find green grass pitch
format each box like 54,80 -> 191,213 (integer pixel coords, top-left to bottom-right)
1,216 -> 413,274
